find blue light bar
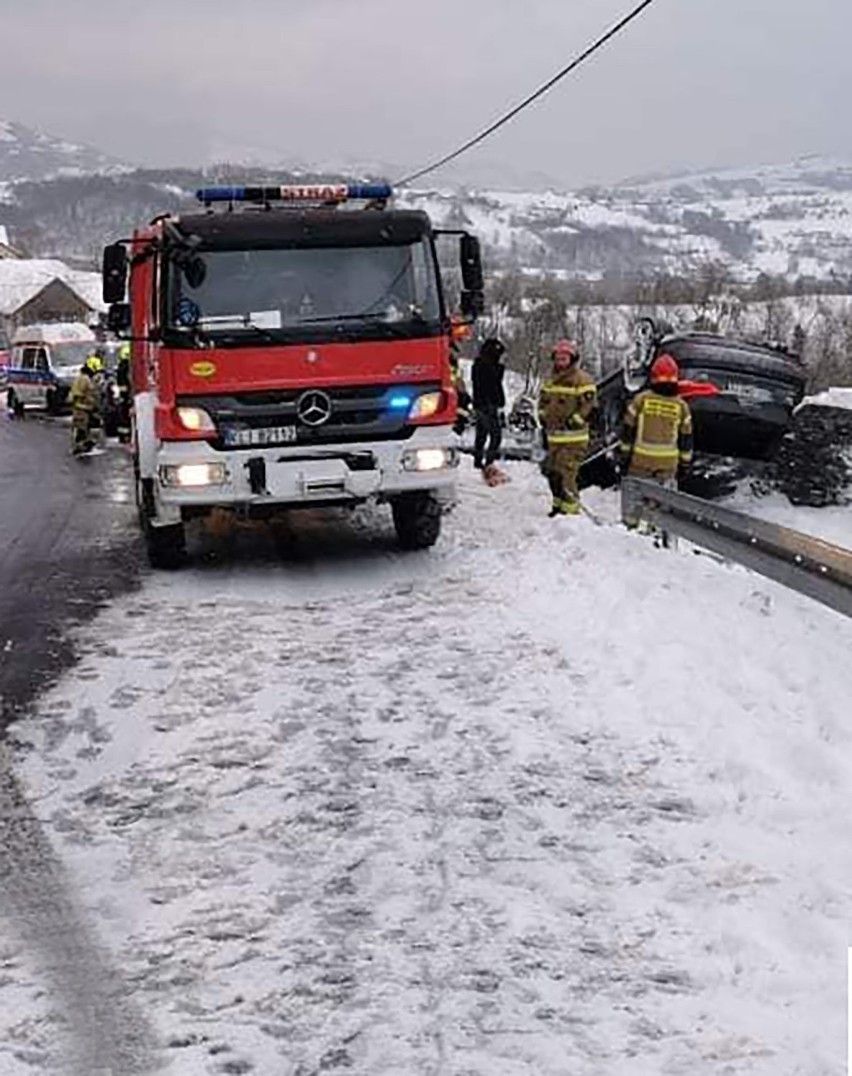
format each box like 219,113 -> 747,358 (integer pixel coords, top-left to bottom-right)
347,184 -> 394,201
196,183 -> 393,205
388,394 -> 413,411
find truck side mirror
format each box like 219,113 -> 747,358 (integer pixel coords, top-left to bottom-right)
103,243 -> 128,304
107,303 -> 131,334
459,234 -> 484,319
460,234 -> 484,293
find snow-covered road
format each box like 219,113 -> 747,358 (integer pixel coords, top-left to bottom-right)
4,465 -> 852,1075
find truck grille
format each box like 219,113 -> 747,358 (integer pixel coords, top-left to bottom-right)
179,384 -> 439,448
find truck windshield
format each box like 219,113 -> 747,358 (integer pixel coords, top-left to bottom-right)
167,240 -> 442,344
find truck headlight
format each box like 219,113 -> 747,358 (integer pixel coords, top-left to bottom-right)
160,463 -> 228,488
408,392 -> 443,420
177,406 -> 217,433
402,447 -> 458,472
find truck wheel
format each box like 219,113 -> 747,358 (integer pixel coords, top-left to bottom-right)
391,492 -> 442,550
144,521 -> 187,570
46,388 -> 61,415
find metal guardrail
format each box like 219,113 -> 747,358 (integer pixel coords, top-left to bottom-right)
621,477 -> 852,618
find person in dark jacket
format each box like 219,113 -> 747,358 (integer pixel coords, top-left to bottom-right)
472,337 -> 507,473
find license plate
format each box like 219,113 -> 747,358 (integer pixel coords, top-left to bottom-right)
224,425 -> 297,447
725,382 -> 774,403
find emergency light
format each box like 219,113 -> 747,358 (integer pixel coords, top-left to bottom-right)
195,184 -> 394,205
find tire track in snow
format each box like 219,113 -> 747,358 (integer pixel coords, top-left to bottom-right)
10,474 -> 852,1073
9,575 -> 713,1075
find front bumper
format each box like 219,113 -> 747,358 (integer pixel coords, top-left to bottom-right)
151,428 -> 459,520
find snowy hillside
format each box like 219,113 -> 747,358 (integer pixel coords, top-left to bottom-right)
401,155 -> 852,283
4,465 -> 852,1075
1,115 -> 852,283
0,119 -> 125,183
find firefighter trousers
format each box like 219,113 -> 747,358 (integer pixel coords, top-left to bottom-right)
545,443 -> 586,515
71,408 -> 97,454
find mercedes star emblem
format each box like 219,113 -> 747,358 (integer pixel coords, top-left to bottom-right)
296,390 -> 333,427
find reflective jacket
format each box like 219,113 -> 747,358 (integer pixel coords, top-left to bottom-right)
538,365 -> 597,448
68,372 -> 98,413
620,389 -> 693,478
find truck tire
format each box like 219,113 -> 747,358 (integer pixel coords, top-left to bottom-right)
135,467 -> 186,568
144,521 -> 187,570
391,492 -> 442,550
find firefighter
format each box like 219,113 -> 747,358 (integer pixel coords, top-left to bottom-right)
538,340 -> 597,516
448,318 -> 473,435
69,355 -> 103,456
619,352 -> 693,525
450,345 -> 473,434
116,342 -> 132,442
472,337 -> 507,481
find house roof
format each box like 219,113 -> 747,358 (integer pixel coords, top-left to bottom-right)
0,259 -> 103,316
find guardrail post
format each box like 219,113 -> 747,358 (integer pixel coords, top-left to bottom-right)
621,476 -> 642,527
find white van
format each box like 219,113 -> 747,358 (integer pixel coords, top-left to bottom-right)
6,323 -> 97,415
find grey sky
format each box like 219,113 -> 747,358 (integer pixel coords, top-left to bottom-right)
2,0 -> 850,188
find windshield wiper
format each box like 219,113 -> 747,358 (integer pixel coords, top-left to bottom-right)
299,312 -> 387,325
198,318 -> 279,344
300,307 -> 425,325
171,324 -> 214,348
220,323 -> 278,344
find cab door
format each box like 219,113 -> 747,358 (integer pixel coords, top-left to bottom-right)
11,346 -> 52,407
32,347 -> 51,407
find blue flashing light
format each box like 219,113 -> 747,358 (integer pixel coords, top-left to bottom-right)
196,186 -> 249,203
346,184 -> 394,201
388,394 -> 413,411
196,183 -> 394,205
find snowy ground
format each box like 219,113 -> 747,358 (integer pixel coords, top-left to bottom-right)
725,485 -> 852,551
3,464 -> 852,1075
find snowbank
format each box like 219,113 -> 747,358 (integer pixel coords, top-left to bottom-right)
800,387 -> 852,412
4,466 -> 852,1075
726,485 -> 852,550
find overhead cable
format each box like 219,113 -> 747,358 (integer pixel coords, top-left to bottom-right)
396,0 -> 662,187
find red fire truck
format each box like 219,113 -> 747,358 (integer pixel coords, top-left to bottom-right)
102,183 -> 484,567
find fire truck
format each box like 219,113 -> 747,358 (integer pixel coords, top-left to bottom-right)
102,183 -> 484,567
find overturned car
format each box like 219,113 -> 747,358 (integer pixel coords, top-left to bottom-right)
582,322 -> 812,494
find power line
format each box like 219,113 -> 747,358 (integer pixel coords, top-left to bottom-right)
396,0 -> 662,188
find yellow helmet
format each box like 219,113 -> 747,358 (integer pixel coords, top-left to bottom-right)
118,343 -> 131,361
85,355 -> 104,373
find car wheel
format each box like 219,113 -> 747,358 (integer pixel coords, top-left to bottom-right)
7,388 -> 24,418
